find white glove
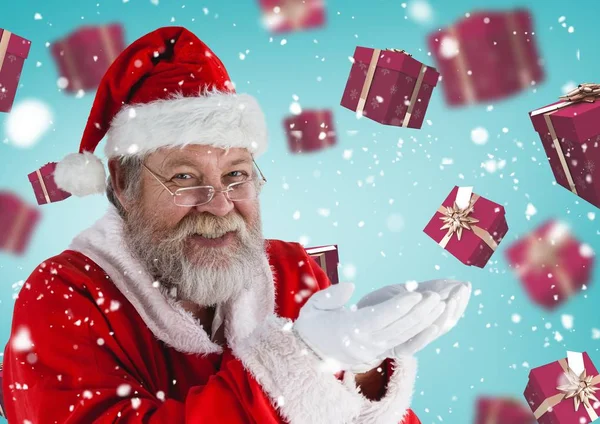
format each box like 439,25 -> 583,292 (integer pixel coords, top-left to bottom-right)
357,279 -> 471,358
293,282 -> 445,373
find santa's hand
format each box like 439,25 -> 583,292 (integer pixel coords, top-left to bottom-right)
293,283 -> 445,372
385,282 -> 471,358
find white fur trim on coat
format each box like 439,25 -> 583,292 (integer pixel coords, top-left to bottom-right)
68,204 -> 275,355
105,90 -> 268,159
230,314 -> 365,424
342,357 -> 418,424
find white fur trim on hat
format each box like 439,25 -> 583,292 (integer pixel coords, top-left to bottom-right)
54,151 -> 107,197
105,90 -> 268,159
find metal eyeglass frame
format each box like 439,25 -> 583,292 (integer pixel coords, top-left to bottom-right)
142,157 -> 267,207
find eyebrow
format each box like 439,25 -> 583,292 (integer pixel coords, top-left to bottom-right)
162,156 -> 252,171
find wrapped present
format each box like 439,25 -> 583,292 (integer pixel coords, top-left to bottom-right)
305,244 -> 339,285
0,191 -> 41,255
259,0 -> 325,33
428,9 -> 544,106
0,362 -> 4,418
51,23 -> 125,93
423,186 -> 508,268
524,351 -> 600,423
475,396 -> 535,424
505,220 -> 594,309
529,83 -> 600,209
284,109 -> 336,154
340,47 -> 439,129
27,162 -> 72,205
0,28 -> 31,113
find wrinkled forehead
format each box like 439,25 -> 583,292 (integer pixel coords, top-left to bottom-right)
147,145 -> 253,172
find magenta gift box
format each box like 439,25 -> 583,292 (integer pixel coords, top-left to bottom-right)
0,28 -> 31,113
306,244 -> 339,285
474,396 -> 535,424
259,0 -> 326,33
284,109 -> 336,154
0,191 -> 40,255
27,163 -> 72,205
340,46 -> 439,129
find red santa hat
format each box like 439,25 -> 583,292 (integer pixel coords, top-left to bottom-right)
53,26 -> 267,197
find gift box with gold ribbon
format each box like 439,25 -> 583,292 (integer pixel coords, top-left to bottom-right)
51,23 -> 125,93
340,46 -> 439,129
0,191 -> 41,256
284,109 -> 336,154
305,244 -> 339,285
505,220 -> 594,309
259,0 -> 325,33
0,28 -> 31,113
423,186 -> 508,268
27,162 -> 72,205
428,9 -> 544,106
524,351 -> 600,423
475,396 -> 535,424
530,83 -> 600,209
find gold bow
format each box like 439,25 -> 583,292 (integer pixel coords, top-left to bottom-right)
439,200 -> 479,241
386,48 -> 412,57
559,83 -> 600,103
557,367 -> 600,412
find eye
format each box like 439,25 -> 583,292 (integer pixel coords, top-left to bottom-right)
172,173 -> 193,180
228,171 -> 248,178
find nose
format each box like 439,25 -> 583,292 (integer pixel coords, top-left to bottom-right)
193,190 -> 235,217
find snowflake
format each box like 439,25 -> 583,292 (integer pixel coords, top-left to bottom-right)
405,75 -> 414,83
584,159 -> 596,173
7,54 -> 16,63
0,92 -> 6,100
358,62 -> 367,71
422,83 -> 431,92
381,68 -> 390,76
395,104 -> 406,116
370,97 -> 380,109
413,108 -> 423,119
390,85 -> 398,95
349,89 -> 359,100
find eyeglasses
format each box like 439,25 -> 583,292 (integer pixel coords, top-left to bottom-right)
142,157 -> 267,207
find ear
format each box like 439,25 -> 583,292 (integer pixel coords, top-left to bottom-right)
108,158 -> 130,212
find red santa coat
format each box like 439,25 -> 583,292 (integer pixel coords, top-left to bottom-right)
3,206 -> 421,423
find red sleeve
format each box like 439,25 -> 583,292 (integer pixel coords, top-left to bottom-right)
2,261 -> 281,424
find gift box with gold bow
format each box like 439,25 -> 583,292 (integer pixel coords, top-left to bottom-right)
305,244 -> 339,285
259,0 -> 326,33
0,28 -> 31,113
524,351 -> 600,423
340,46 -> 439,129
423,186 -> 508,268
475,396 -> 535,424
505,220 -> 594,309
51,23 -> 125,94
428,9 -> 544,106
0,191 -> 41,256
530,83 -> 600,209
284,109 -> 336,154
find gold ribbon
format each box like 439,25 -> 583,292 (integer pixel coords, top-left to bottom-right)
0,30 -> 12,73
543,112 -> 578,194
560,83 -> 600,103
356,48 -> 381,115
446,26 -> 476,104
533,358 -> 600,420
58,37 -> 84,92
436,193 -> 498,251
310,252 -> 328,275
4,201 -> 29,253
402,64 -> 427,127
35,168 -> 51,204
99,25 -> 119,64
506,12 -> 533,89
280,0 -> 311,30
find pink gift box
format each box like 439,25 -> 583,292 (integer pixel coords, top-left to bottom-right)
505,220 -> 594,309
259,0 -> 326,33
51,23 -> 125,93
306,244 -> 339,285
0,28 -> 31,113
428,9 -> 544,106
27,162 -> 72,205
340,46 -> 439,129
423,186 -> 508,268
284,109 -> 336,154
475,396 -> 535,424
0,191 -> 41,255
524,352 -> 600,423
530,95 -> 600,209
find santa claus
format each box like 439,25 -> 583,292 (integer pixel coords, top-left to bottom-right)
3,27 -> 470,423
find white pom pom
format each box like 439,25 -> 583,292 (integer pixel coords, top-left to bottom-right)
54,151 -> 106,197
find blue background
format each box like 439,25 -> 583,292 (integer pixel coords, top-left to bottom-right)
1,0 -> 598,422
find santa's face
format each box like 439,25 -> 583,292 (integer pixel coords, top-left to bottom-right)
122,145 -> 267,306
